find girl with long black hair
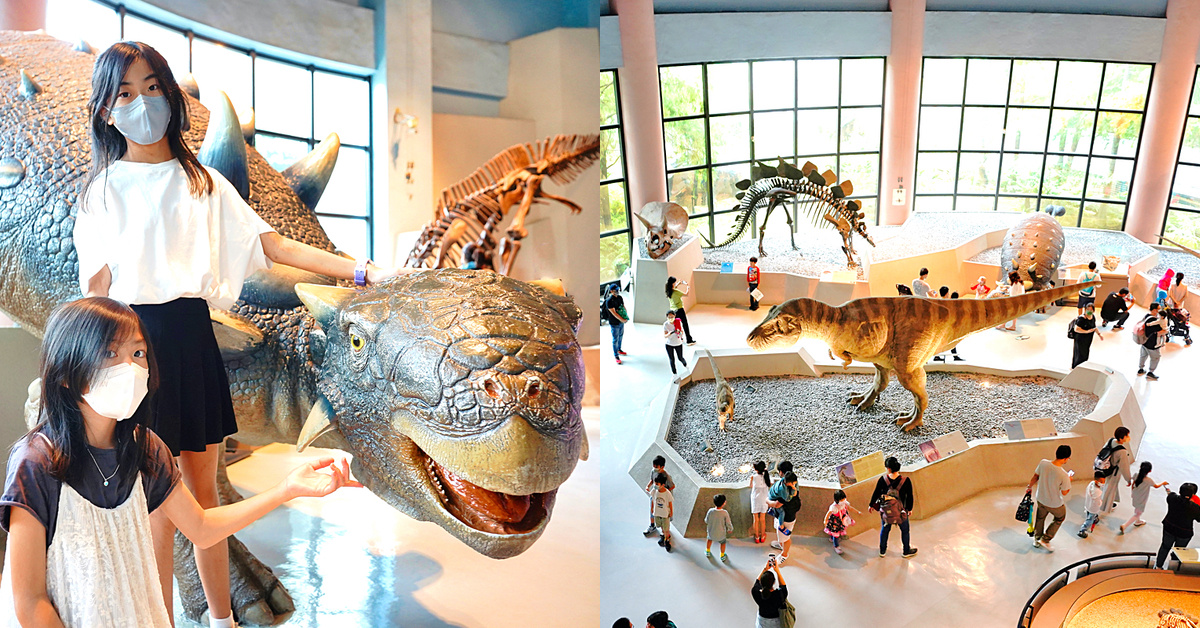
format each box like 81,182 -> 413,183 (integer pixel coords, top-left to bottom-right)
0,298 -> 357,627
1121,461 -> 1168,534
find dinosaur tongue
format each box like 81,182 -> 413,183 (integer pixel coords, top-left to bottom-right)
431,459 -> 532,525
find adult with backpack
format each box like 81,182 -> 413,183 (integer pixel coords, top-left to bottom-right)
605,284 -> 629,365
1096,427 -> 1132,517
1136,302 -> 1168,380
1026,445 -> 1074,552
1070,302 -> 1104,369
869,457 -> 917,558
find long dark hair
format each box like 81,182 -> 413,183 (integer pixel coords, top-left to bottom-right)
665,276 -> 677,299
754,460 -> 770,486
1133,461 -> 1151,488
30,297 -> 157,487
83,41 -> 213,205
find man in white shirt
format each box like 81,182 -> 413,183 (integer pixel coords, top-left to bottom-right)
911,268 -> 936,298
1026,445 -> 1074,552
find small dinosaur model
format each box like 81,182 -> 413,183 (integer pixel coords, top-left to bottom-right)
702,348 -> 735,430
999,205 -> 1066,290
702,158 -> 875,267
405,134 -> 600,275
635,201 -> 689,259
746,281 -> 1098,431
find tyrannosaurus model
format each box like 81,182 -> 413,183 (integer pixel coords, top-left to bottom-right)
404,134 -> 600,274
0,33 -> 586,625
701,348 -> 734,431
746,281 -> 1098,431
703,158 -> 875,267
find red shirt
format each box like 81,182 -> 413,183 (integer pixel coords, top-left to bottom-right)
747,265 -> 760,283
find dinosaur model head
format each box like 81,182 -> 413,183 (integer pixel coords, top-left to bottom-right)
295,270 -> 587,558
634,202 -> 688,259
746,299 -> 832,350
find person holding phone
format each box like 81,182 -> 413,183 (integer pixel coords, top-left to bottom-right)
751,559 -> 788,628
1027,445 -> 1074,552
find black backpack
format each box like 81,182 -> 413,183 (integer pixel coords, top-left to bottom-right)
1067,317 -> 1078,339
1094,439 -> 1126,477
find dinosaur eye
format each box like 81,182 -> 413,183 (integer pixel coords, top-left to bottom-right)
349,332 -> 365,352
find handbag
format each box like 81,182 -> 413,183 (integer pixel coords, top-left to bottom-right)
1015,490 -> 1033,522
779,598 -> 796,628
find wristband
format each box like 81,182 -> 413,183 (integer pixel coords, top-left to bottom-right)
355,258 -> 373,287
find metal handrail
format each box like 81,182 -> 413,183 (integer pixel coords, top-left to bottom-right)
1017,551 -> 1159,627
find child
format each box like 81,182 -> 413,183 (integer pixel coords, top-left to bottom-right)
663,311 -> 687,376
747,257 -> 761,311
650,473 -> 674,552
1079,471 -> 1107,538
1121,461 -> 1169,534
644,456 -> 675,535
0,298 -> 358,627
705,494 -> 734,561
749,461 -> 770,544
970,276 -> 991,299
74,42 -> 402,625
824,489 -> 861,555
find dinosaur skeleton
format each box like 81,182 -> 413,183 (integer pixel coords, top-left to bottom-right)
703,158 -> 875,267
405,134 -> 600,275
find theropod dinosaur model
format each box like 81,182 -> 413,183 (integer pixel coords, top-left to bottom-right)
999,206 -> 1066,290
701,349 -> 735,431
0,32 -> 586,625
703,158 -> 875,267
405,134 -> 599,275
746,281 -> 1098,431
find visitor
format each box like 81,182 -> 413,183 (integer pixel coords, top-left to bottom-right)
1077,471 -> 1107,538
644,456 -> 675,536
748,257 -> 761,311
824,489 -> 860,555
970,275 -> 991,299
934,291 -> 964,362
650,473 -> 674,552
1166,272 -> 1190,333
663,311 -> 687,376
767,463 -> 800,564
1026,445 -> 1074,552
1139,303 -> 1168,380
1097,427 -> 1132,516
705,494 -> 733,562
1121,461 -> 1169,535
1100,288 -> 1133,330
1157,269 -> 1176,306
72,41 -> 403,627
750,461 -> 771,544
664,277 -> 696,345
751,560 -> 789,628
869,457 -> 917,558
613,619 -> 633,628
997,271 -> 1024,332
895,283 -> 913,296
1076,261 -> 1101,315
646,610 -> 678,628
0,298 -> 359,627
1156,483 -> 1200,569
912,268 -> 936,298
605,284 -> 628,365
1070,302 -> 1103,369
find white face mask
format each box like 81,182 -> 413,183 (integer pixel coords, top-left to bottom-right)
82,362 -> 149,420
109,94 -> 172,146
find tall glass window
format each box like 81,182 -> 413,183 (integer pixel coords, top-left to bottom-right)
600,70 -> 631,286
45,0 -> 374,259
659,58 -> 885,244
1165,67 -> 1200,248
914,58 -> 1151,230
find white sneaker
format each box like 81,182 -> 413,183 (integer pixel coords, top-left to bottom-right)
770,541 -> 783,550
1032,538 -> 1042,548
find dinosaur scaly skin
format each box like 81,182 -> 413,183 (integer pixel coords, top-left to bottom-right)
702,348 -> 734,430
404,134 -> 599,275
746,281 -> 1099,431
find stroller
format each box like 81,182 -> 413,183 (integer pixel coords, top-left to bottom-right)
1165,307 -> 1193,346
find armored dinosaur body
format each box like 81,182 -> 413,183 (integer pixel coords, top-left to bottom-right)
0,33 -> 587,625
1000,206 -> 1066,290
701,349 -> 734,430
404,134 -> 599,275
746,281 -> 1098,431
704,159 -> 875,267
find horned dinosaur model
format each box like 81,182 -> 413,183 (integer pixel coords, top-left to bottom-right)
746,281 -> 1098,431
404,134 -> 599,275
701,349 -> 735,431
635,201 -> 689,259
703,158 -> 875,267
999,206 -> 1066,290
0,33 -> 586,625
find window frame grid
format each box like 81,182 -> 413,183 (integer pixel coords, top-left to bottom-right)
600,69 -> 633,289
913,56 -> 1152,231
1162,66 -> 1200,243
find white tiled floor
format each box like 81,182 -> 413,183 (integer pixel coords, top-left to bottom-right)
599,300 -> 1199,627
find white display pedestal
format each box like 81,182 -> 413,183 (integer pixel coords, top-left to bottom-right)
631,236 -> 704,324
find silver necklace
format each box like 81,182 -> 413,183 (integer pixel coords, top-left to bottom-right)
86,447 -> 118,487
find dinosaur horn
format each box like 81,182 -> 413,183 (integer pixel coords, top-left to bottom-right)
634,212 -> 655,231
295,283 -> 355,331
297,395 -> 337,452
579,430 -> 589,461
177,73 -> 200,100
283,133 -> 341,212
18,70 -> 42,99
73,40 -> 94,54
197,91 -> 250,199
239,108 -> 256,144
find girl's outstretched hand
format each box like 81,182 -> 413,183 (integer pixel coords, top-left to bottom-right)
367,264 -> 417,285
284,457 -> 363,499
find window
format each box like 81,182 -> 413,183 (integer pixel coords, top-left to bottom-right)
45,0 -> 374,260
914,58 -> 1151,230
659,58 -> 885,245
600,70 -> 631,285
1165,67 -> 1200,248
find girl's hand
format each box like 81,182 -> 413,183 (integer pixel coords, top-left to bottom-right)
366,264 -> 414,285
284,457 -> 363,499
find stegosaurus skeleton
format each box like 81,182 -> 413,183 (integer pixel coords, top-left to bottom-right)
405,134 -> 600,275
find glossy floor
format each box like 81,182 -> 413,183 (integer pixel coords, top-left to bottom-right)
599,301 -> 1199,627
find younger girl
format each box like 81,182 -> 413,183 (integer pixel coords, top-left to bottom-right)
663,311 -> 687,376
749,461 -> 771,544
0,297 -> 357,627
824,489 -> 861,555
970,276 -> 991,299
664,277 -> 696,345
1157,269 -> 1175,306
1121,461 -> 1169,534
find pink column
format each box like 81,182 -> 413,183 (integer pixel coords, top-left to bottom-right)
879,0 -> 925,226
1125,0 -> 1200,243
0,0 -> 47,31
612,0 -> 667,236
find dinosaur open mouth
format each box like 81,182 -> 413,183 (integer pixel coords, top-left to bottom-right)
422,453 -> 555,535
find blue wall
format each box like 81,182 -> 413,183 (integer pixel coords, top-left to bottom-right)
433,0 -> 598,43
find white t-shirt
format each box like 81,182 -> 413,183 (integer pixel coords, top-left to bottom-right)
74,159 -> 275,310
652,488 -> 673,518
1035,459 -> 1071,509
664,320 -> 683,346
1010,282 -> 1025,298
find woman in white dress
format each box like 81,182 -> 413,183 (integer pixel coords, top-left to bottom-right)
749,461 -> 771,544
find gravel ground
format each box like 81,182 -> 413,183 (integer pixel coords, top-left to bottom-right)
1065,590 -> 1200,628
698,227 -> 870,279
1148,249 -> 1200,289
872,212 -> 1020,262
666,371 -> 1097,483
968,228 -> 1156,267
637,233 -> 696,260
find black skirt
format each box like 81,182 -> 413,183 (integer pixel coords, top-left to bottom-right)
131,298 -> 239,456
